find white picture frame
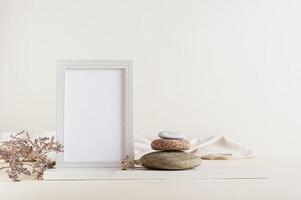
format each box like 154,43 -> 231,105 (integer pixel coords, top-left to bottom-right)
56,60 -> 133,168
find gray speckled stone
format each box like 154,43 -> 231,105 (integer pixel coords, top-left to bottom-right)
140,151 -> 202,170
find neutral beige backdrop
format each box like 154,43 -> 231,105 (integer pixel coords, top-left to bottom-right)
1,0 -> 301,156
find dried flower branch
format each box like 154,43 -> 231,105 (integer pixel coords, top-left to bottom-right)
0,130 -> 63,181
121,155 -> 141,170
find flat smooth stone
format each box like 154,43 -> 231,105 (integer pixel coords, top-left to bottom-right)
158,131 -> 185,139
140,151 -> 202,170
151,139 -> 190,151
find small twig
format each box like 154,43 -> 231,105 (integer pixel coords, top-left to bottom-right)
0,166 -> 10,171
121,155 -> 141,170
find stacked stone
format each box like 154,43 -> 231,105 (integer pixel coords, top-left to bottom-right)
140,131 -> 202,170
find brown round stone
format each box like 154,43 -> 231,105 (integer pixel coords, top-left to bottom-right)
151,139 -> 190,151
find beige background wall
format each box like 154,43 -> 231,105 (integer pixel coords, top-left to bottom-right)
1,0 -> 301,156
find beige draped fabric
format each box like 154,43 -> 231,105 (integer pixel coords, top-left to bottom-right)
135,135 -> 254,160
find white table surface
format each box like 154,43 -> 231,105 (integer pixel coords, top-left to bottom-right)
0,157 -> 300,200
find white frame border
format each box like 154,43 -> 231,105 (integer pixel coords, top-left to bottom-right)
56,60 -> 133,168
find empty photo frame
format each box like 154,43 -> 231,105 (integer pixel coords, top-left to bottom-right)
56,60 -> 133,168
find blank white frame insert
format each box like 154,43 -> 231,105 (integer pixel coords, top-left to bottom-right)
56,60 -> 133,168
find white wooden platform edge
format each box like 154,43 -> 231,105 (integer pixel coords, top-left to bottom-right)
44,165 -> 269,180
